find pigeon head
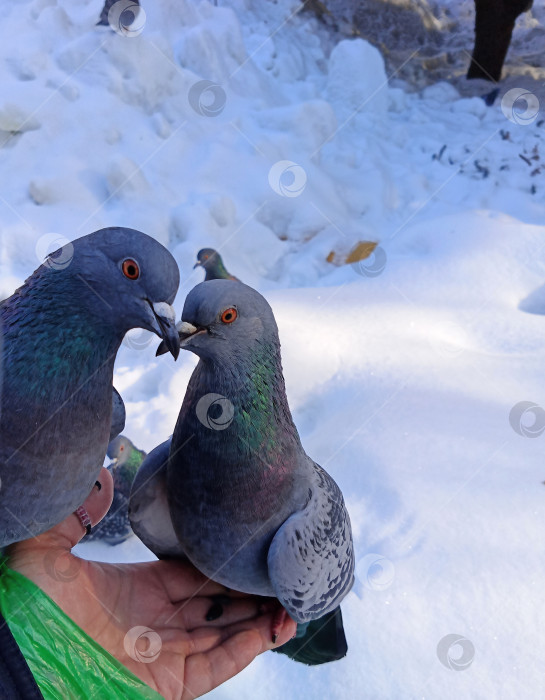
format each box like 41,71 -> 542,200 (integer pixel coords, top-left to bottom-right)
193,247 -> 236,281
176,280 -> 278,362
48,227 -> 181,358
194,248 -> 221,271
107,434 -> 135,464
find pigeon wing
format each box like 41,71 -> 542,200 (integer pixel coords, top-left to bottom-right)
129,438 -> 186,559
109,387 -> 126,442
267,462 -> 354,624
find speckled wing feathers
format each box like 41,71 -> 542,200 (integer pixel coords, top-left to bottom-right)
267,461 -> 354,624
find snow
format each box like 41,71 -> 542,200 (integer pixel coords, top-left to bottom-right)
2,0 -> 545,698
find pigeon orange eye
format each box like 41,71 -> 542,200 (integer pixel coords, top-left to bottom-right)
122,259 -> 140,280
203,255 -> 209,260
221,308 -> 237,324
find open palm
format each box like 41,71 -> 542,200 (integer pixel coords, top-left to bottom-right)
7,469 -> 296,699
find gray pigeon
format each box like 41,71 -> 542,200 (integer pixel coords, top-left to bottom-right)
194,248 -> 239,282
0,227 -> 180,547
85,435 -> 146,545
130,280 -> 354,664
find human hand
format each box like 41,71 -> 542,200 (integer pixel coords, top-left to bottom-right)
6,468 -> 296,699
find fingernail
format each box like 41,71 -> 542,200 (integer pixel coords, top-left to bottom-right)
205,602 -> 223,621
74,505 -> 92,536
95,480 -> 102,491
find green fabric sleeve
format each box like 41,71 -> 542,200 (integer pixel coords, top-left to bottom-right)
0,560 -> 164,700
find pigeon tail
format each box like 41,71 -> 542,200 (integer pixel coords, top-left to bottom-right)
272,607 -> 348,666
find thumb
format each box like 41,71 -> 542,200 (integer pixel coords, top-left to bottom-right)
35,467 -> 115,550
69,467 -> 115,545
5,468 -> 115,574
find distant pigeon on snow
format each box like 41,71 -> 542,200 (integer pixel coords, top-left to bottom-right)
194,248 -> 239,282
0,227 -> 180,547
130,280 -> 354,665
85,435 -> 146,545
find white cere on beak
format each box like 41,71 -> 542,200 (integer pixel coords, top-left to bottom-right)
152,301 -> 176,323
177,321 -> 198,335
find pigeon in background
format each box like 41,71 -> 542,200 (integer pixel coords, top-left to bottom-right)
194,248 -> 239,281
85,436 -> 146,545
0,227 -> 180,547
130,280 -> 354,665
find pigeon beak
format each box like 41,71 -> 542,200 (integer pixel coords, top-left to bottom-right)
148,301 -> 180,360
177,321 -> 200,342
156,321 -> 206,356
193,261 -> 202,269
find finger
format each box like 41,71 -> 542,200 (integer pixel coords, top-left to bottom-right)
181,610 -> 296,657
221,610 -> 297,650
70,467 -> 114,544
182,614 -> 296,699
167,595 -> 262,631
182,632 -> 263,699
15,468 -> 115,552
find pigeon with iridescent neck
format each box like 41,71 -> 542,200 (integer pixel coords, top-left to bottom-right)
85,435 -> 146,545
0,227 -> 180,547
130,280 -> 354,665
194,248 -> 239,281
